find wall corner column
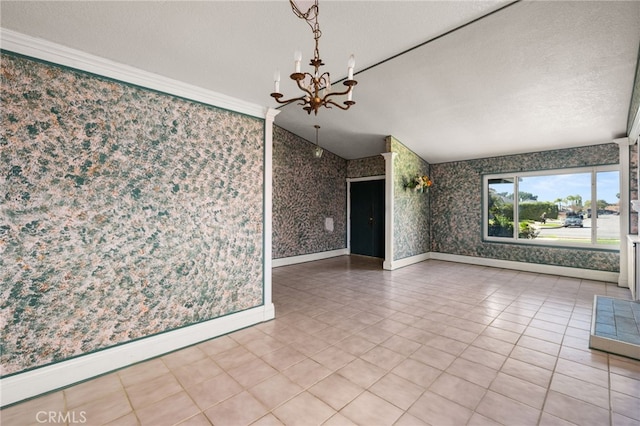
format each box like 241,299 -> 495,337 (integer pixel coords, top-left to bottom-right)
615,137 -> 633,288
381,152 -> 396,270
263,107 -> 279,318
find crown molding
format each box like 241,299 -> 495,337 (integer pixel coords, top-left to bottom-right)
0,28 -> 267,118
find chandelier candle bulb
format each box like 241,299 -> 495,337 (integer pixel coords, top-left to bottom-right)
274,70 -> 280,93
294,51 -> 302,73
348,54 -> 355,80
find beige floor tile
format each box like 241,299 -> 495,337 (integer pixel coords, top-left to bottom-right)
126,372 -> 183,410
308,373 -> 363,410
481,326 -> 521,344
118,358 -> 170,388
322,412 -> 358,426
161,346 -> 207,370
310,346 -> 356,371
467,412 -> 503,426
360,345 -> 406,371
185,372 -> 243,410
471,335 -> 514,356
410,344 -> 457,370
518,335 -> 561,356
408,390 -> 473,426
490,372 -> 547,409
196,335 -> 239,357
392,358 -> 442,388
261,345 -> 307,371
509,345 -> 557,370
380,334 -> 421,356
369,373 -> 424,410
426,335 -> 469,356
64,372 -> 124,409
555,358 -> 609,388
251,413 -> 284,426
337,358 -> 386,388
340,391 -> 404,426
1,392 -> 65,426
172,357 -> 223,389
281,358 -> 331,388
611,390 -> 640,421
459,345 -> 507,370
537,412 -> 577,426
204,391 -> 268,426
248,373 -> 303,410
72,389 -> 133,425
446,358 -> 498,388
501,357 -> 553,388
543,390 -> 610,426
176,413 -> 212,426
429,372 -> 487,410
394,412 -> 429,426
214,345 -> 260,371
558,345 -> 609,370
476,390 -> 540,425
271,392 -> 335,426
227,357 -> 278,388
550,372 -> 609,408
611,412 -> 640,426
610,355 -> 640,380
104,412 -> 141,426
136,391 -> 199,426
611,373 -> 640,398
335,334 -> 376,356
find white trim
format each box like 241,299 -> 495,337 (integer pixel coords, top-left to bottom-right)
346,175 -> 385,253
384,252 -> 430,270
0,305 -> 274,408
381,153 -> 396,270
272,249 -> 349,268
615,137 -> 632,288
629,101 -> 640,145
263,108 -> 279,312
0,29 -> 265,118
430,252 -> 619,283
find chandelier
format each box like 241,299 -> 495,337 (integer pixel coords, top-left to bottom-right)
270,0 -> 357,115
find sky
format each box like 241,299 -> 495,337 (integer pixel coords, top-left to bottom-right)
493,171 -> 620,205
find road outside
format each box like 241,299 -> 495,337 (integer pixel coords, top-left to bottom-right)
535,214 -> 620,243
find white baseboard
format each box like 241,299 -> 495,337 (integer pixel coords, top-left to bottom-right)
430,252 -> 619,283
384,252 -> 430,270
1,304 -> 275,408
272,248 -> 349,268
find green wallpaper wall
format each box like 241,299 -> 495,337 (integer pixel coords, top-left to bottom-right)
1,53 -> 265,376
430,144 -> 620,271
387,136 -> 431,260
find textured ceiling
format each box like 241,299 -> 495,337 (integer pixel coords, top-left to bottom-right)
1,1 -> 639,162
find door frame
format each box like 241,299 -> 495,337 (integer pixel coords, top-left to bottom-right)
346,175 -> 386,256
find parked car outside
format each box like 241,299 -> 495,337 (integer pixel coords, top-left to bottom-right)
564,215 -> 583,227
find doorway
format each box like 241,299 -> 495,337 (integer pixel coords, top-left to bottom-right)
350,179 -> 385,258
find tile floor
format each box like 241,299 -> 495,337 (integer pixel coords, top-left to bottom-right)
3,256 -> 640,426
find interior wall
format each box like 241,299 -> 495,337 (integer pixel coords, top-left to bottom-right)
272,126 -> 347,259
347,155 -> 385,178
1,53 -> 265,376
387,136 -> 431,261
430,143 -> 620,272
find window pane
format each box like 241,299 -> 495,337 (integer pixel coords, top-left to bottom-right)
488,178 -> 514,238
596,171 -> 620,245
518,173 -> 591,244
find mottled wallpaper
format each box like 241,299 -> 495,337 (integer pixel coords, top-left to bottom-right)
387,136 -> 431,261
631,143 -> 638,235
1,53 -> 265,375
272,126 -> 347,259
347,155 -> 385,178
430,144 -> 620,272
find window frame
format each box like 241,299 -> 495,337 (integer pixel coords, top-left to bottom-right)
482,164 -> 620,251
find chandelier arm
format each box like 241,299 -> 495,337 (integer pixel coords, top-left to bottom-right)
324,99 -> 353,111
292,74 -> 315,98
270,93 -> 308,105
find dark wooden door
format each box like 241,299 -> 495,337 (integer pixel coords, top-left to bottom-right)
350,180 -> 385,258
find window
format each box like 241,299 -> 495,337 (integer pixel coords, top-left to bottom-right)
483,165 -> 620,249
